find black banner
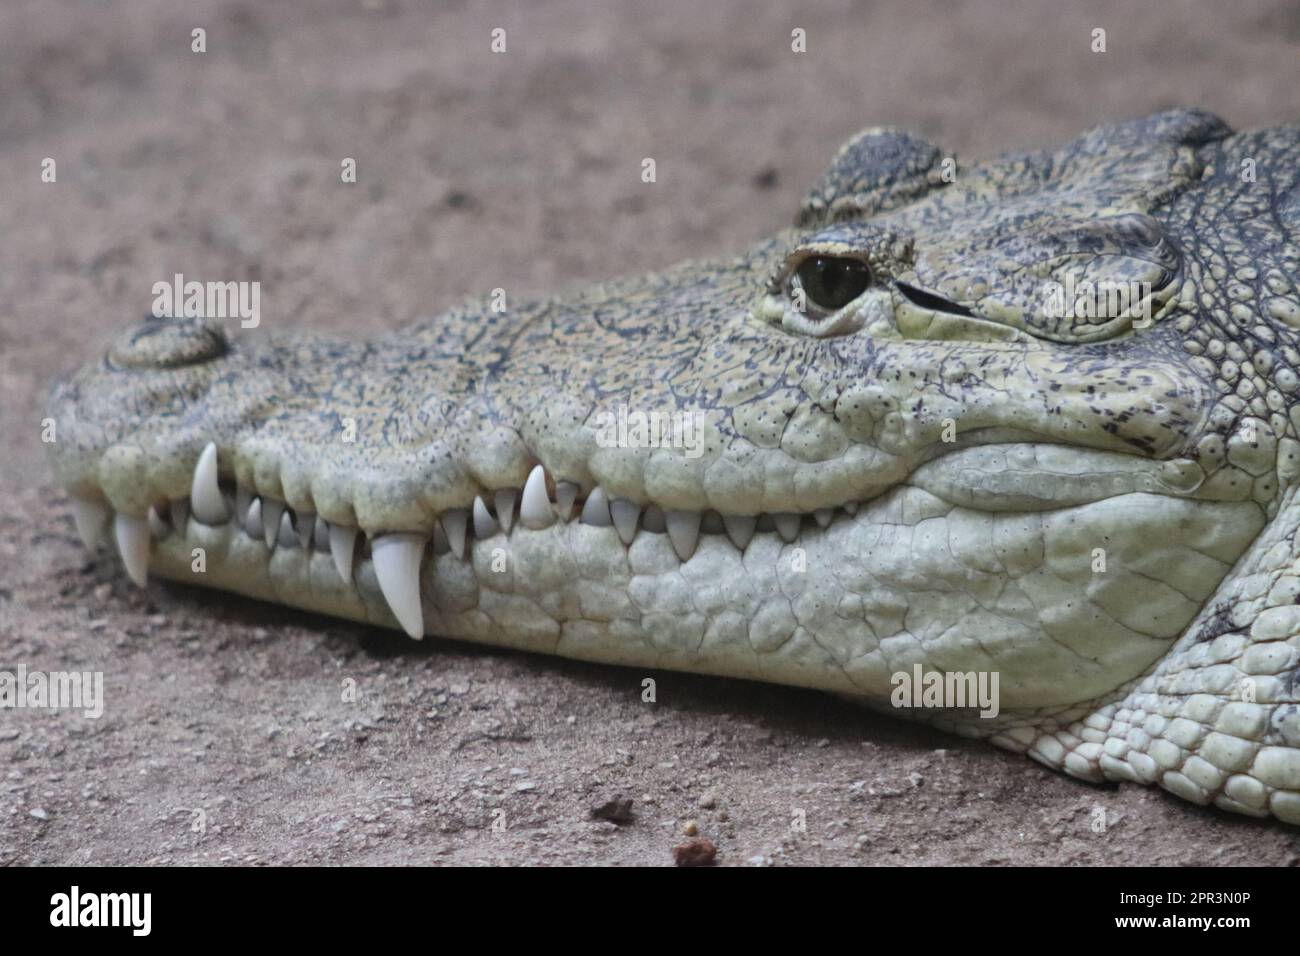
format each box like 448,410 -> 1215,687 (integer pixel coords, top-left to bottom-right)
0,866 -> 1277,941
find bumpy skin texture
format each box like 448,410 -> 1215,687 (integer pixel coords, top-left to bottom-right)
47,110 -> 1300,823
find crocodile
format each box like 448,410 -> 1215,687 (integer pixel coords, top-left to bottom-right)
46,109 -> 1300,824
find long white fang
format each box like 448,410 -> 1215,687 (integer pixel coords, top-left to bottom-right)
472,495 -> 499,538
580,487 -> 612,527
72,497 -> 110,550
774,513 -> 800,542
556,481 -> 579,520
329,524 -> 357,581
245,498 -> 264,539
520,465 -> 554,530
190,442 -> 228,525
610,499 -> 640,544
170,499 -> 190,536
814,508 -> 834,528
495,489 -> 517,533
371,533 -> 426,639
114,513 -> 150,587
441,509 -> 468,556
262,500 -> 285,548
723,514 -> 756,549
666,510 -> 701,561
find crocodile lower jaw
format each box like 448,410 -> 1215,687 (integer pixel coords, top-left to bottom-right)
68,440 -> 1265,710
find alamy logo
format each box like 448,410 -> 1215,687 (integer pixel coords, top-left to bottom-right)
50,886 -> 151,936
1041,273 -> 1152,324
152,272 -> 260,328
0,665 -> 103,719
890,664 -> 1000,718
593,403 -> 704,459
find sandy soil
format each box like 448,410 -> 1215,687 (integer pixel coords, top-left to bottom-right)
3,0 -> 1300,865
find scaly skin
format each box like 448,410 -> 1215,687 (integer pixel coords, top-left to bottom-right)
47,110 -> 1300,823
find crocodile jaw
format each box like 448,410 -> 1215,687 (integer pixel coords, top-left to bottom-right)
70,436 -> 1263,712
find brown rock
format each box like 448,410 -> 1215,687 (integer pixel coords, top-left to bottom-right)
672,837 -> 718,867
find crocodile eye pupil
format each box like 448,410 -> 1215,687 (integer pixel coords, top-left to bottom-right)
795,256 -> 871,312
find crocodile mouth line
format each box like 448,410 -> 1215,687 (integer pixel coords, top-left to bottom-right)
68,437 -> 1228,640
72,442 -> 880,633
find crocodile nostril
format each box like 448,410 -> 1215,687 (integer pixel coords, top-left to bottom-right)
107,317 -> 228,369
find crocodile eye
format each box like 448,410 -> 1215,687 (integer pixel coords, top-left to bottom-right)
794,256 -> 872,312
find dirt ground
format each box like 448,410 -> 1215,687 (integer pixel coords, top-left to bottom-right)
3,0 -> 1300,866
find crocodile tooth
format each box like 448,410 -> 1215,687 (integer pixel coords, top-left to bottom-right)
722,514 -> 756,549
555,481 -> 579,520
276,510 -> 298,548
441,509 -> 468,556
666,510 -> 701,561
520,465 -> 554,530
472,495 -> 499,538
843,501 -> 859,516
494,489 -> 517,533
814,508 -> 834,528
190,442 -> 228,525
245,498 -> 264,539
262,500 -> 285,548
610,499 -> 640,544
295,510 -> 315,548
147,505 -> 169,538
329,524 -> 357,581
774,513 -> 800,542
313,516 -> 330,551
114,513 -> 150,587
642,505 -> 666,533
579,486 -> 612,527
371,533 -> 426,639
72,496 -> 110,550
170,499 -> 190,536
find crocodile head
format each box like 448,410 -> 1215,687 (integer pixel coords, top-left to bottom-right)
48,109 -> 1300,821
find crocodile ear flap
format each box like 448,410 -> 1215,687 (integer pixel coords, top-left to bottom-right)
797,128 -> 946,228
